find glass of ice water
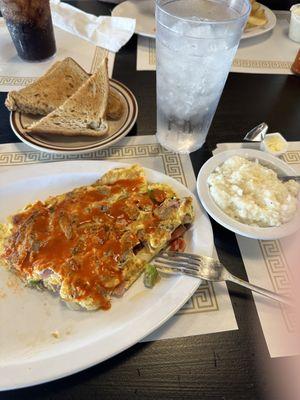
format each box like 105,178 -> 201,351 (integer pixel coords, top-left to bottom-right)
156,0 -> 250,153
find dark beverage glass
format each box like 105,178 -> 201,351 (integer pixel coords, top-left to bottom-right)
0,0 -> 56,62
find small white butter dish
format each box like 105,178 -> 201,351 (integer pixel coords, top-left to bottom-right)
260,133 -> 288,156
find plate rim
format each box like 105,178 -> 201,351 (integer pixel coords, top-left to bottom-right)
10,79 -> 138,155
112,1 -> 276,41
197,149 -> 300,240
112,0 -> 156,39
0,160 -> 214,390
241,4 -> 277,40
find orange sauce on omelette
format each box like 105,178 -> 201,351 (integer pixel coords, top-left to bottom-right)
4,176 -> 166,310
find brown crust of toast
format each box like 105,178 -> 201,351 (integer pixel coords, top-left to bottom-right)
5,58 -> 89,115
29,123 -> 109,137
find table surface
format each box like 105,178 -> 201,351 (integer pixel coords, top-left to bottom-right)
0,1 -> 300,399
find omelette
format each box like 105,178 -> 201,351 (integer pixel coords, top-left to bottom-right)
0,165 -> 194,311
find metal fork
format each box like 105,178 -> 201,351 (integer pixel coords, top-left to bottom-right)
278,175 -> 300,182
154,251 -> 293,307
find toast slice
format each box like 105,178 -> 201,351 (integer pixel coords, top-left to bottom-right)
5,58 -> 89,116
27,58 -> 109,137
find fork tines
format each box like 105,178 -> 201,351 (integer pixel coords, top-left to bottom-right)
159,251 -> 202,262
154,251 -> 201,277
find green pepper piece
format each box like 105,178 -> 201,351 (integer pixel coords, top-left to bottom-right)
27,279 -> 41,287
143,264 -> 159,288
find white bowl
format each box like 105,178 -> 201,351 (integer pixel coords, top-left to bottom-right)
197,149 -> 300,240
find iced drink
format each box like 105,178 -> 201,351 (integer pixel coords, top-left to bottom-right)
0,0 -> 56,61
156,0 -> 250,153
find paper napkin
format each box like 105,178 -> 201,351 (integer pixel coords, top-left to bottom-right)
50,0 -> 135,52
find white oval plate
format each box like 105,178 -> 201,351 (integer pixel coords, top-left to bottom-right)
113,0 -> 156,39
10,80 -> 138,155
0,160 -> 213,390
197,149 -> 300,240
242,4 -> 277,40
112,1 -> 275,40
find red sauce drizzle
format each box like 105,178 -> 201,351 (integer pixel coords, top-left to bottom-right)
4,176 -> 165,310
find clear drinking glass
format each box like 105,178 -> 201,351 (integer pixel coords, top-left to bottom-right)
156,0 -> 250,153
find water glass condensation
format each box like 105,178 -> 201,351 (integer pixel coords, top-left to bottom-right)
0,0 -> 56,61
156,0 -> 250,153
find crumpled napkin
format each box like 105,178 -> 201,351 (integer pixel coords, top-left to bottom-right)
50,0 -> 135,53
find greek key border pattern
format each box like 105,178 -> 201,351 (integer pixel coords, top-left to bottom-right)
177,281 -> 218,314
0,142 -> 219,314
0,47 -> 99,88
257,151 -> 300,333
0,76 -> 35,86
141,37 -> 292,72
0,144 -> 164,165
232,59 -> 292,70
0,144 -> 190,187
280,150 -> 300,164
259,240 -> 294,332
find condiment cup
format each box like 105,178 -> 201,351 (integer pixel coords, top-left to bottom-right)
260,132 -> 288,157
289,4 -> 300,43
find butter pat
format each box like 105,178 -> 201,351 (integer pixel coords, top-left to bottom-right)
261,133 -> 288,156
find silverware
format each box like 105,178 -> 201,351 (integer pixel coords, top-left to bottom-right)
154,251 -> 293,307
243,122 -> 268,142
278,175 -> 300,182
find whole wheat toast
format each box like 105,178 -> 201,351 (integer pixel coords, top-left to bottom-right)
5,58 -> 89,116
27,58 -> 109,137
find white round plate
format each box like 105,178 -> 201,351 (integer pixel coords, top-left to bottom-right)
112,1 -> 276,40
10,79 -> 138,154
197,149 -> 300,240
242,4 -> 277,39
112,0 -> 155,38
0,160 -> 214,390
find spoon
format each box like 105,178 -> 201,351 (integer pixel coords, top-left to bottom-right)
243,122 -> 268,142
